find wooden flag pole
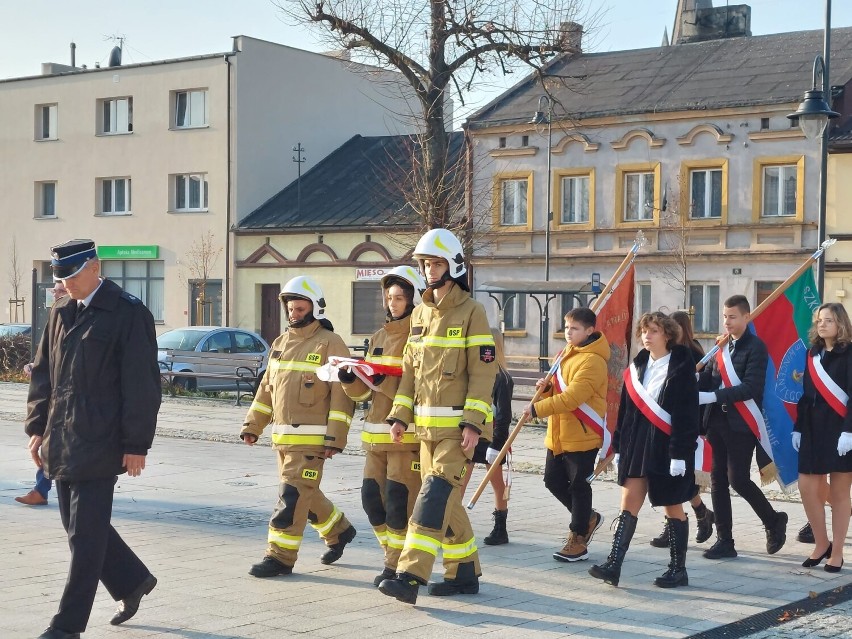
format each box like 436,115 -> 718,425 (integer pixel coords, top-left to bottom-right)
466,233 -> 646,510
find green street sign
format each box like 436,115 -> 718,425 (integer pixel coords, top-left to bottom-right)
97,245 -> 159,260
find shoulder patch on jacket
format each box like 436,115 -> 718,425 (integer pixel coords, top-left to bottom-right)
120,291 -> 142,304
480,345 -> 496,363
411,326 -> 424,336
372,347 -> 384,356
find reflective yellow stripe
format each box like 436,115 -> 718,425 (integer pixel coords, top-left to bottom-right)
406,335 -> 495,349
350,389 -> 371,402
328,410 -> 352,426
403,532 -> 441,556
386,530 -> 407,549
464,398 -> 492,418
250,400 -> 272,415
366,354 -> 403,366
373,528 -> 388,546
361,431 -> 418,445
393,394 -> 413,410
466,334 -> 495,347
442,537 -> 478,559
268,529 -> 302,550
269,360 -> 319,373
311,506 -> 343,536
270,423 -> 326,447
271,434 -> 326,446
414,415 -> 463,428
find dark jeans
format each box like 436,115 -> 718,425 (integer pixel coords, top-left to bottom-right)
52,477 -> 150,633
543,449 -> 597,536
707,417 -> 778,540
35,467 -> 52,498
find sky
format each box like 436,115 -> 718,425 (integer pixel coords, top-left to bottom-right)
3,0 -> 851,124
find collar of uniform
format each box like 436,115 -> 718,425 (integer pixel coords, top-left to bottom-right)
384,314 -> 411,334
82,278 -> 122,311
422,282 -> 467,309
286,318 -> 321,338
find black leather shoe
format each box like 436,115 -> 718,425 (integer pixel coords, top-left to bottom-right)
702,538 -> 737,560
321,525 -> 356,565
373,566 -> 396,587
824,559 -> 843,573
427,577 -> 480,596
803,543 -> 832,568
797,522 -> 815,544
378,575 -> 420,604
38,628 -> 80,639
109,574 -> 157,626
249,556 -> 293,578
766,511 -> 788,555
695,508 -> 715,544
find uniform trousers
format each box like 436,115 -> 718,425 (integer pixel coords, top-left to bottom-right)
52,477 -> 150,633
396,438 -> 480,584
707,415 -> 777,539
267,447 -> 353,567
543,449 -> 597,536
362,448 -> 422,570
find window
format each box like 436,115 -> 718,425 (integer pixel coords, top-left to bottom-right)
35,104 -> 57,140
501,293 -> 526,330
760,117 -> 770,131
623,171 -> 655,221
36,181 -> 57,218
101,260 -> 164,321
755,281 -> 781,306
638,283 -> 652,314
352,281 -> 385,334
98,177 -> 131,215
500,178 -> 528,226
173,173 -> 209,212
174,90 -> 208,128
560,175 -> 590,224
762,164 -> 797,217
688,284 -> 720,333
190,280 -> 222,325
521,135 -> 529,146
789,116 -> 799,129
689,168 -> 722,219
98,97 -> 132,134
560,293 -> 593,318
498,137 -> 506,148
233,331 -> 265,354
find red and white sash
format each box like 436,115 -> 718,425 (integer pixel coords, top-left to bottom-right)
622,363 -> 672,435
807,354 -> 849,418
715,346 -> 765,442
695,435 -> 713,473
573,403 -> 611,454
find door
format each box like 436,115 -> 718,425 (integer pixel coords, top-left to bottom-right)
261,284 -> 281,345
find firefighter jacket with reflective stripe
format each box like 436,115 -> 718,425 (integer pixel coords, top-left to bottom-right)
388,283 -> 496,442
341,315 -> 418,451
241,320 -> 354,451
535,332 -> 611,455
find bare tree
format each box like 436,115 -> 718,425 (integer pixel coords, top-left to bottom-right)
180,231 -> 223,324
7,237 -> 25,321
275,0 -> 599,231
654,174 -> 699,309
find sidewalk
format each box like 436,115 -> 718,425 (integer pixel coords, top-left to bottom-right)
1,383 -> 850,639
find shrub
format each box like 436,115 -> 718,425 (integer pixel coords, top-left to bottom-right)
0,334 -> 32,377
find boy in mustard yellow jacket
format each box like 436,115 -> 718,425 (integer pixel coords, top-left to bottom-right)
523,307 -> 610,562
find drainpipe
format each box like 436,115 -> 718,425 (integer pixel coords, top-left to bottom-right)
224,52 -> 234,325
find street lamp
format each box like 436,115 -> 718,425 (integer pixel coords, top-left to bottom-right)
530,95 -> 554,371
787,0 -> 839,297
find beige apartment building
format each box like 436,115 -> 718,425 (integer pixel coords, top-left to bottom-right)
0,35 -> 416,332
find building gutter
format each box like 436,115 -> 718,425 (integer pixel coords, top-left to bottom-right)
224,52 -> 234,326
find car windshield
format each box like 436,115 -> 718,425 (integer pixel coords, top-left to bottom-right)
157,329 -> 211,351
0,325 -> 29,338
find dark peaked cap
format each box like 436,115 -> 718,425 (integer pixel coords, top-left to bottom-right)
51,239 -> 97,279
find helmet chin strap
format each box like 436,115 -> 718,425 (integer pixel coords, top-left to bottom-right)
425,271 -> 453,291
388,305 -> 414,322
289,312 -> 315,328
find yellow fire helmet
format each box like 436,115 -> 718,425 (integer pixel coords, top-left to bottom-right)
279,275 -> 326,319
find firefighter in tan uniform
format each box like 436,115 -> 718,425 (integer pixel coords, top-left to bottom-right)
378,229 -> 497,604
241,276 -> 357,577
339,266 -> 426,587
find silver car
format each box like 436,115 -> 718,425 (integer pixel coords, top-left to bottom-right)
156,326 -> 270,392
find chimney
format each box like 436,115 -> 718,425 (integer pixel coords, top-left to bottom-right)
558,22 -> 583,53
70,42 -> 76,67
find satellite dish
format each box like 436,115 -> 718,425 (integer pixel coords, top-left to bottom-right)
108,46 -> 122,67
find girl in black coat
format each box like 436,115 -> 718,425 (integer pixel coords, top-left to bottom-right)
589,312 -> 698,589
794,303 -> 852,572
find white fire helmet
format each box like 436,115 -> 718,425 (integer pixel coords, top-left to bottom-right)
413,228 -> 466,279
380,265 -> 426,306
279,276 -> 326,319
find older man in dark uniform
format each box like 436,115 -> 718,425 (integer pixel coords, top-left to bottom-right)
25,239 -> 161,639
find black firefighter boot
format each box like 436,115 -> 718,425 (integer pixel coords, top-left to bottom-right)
378,572 -> 421,605
588,511 -> 637,587
655,517 -> 689,588
484,509 -> 509,545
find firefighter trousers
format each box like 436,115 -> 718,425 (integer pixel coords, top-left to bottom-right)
266,447 -> 352,567
396,438 -> 481,584
362,448 -> 422,571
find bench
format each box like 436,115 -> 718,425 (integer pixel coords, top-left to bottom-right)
159,350 -> 265,407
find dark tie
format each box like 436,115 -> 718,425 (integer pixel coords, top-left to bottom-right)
729,339 -> 736,354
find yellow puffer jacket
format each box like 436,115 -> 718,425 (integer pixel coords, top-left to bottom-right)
241,320 -> 354,451
341,315 -> 418,451
535,332 -> 610,454
388,284 -> 496,443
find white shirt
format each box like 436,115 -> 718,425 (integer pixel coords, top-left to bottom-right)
642,351 -> 671,401
80,278 -> 105,308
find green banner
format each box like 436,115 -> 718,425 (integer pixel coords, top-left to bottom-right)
98,245 -> 159,260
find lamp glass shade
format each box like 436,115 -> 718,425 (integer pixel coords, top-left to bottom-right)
799,114 -> 829,141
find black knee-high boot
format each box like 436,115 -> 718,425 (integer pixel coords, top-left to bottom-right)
588,511 -> 637,587
655,517 -> 689,588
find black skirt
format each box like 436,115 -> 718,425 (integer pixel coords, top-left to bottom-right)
798,404 -> 852,474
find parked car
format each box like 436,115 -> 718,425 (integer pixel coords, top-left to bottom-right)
0,323 -> 31,339
156,326 -> 270,392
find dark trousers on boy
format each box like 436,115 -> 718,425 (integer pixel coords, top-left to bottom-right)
544,449 -> 597,535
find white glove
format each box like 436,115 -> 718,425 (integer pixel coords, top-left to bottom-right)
838,432 -> 852,456
485,447 -> 500,465
791,431 -> 801,452
613,453 -> 620,473
669,459 -> 686,477
699,392 -> 717,406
